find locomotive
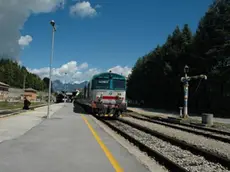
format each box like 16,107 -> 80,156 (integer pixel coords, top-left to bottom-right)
78,71 -> 127,118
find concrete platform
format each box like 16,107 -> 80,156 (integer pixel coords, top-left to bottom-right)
0,103 -> 64,143
0,103 -> 164,172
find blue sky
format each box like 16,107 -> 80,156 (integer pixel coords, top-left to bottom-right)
1,0 -> 213,83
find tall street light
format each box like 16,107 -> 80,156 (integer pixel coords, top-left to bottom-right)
23,74 -> 27,91
47,20 -> 56,119
64,72 -> 67,105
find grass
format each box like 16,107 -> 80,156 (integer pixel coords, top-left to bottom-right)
0,101 -> 45,110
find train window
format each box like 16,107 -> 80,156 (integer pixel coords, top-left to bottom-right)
98,80 -> 109,84
92,79 -> 110,89
113,79 -> 126,90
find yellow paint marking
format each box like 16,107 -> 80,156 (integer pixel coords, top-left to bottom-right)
81,115 -> 124,172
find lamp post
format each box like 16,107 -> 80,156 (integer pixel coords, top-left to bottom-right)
47,20 -> 56,119
23,74 -> 27,91
181,65 -> 207,118
64,72 -> 67,104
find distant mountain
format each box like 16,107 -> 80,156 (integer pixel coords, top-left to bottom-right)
52,80 -> 88,92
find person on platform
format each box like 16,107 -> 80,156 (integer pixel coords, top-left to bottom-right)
23,96 -> 31,110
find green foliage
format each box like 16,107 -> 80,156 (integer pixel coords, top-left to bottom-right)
127,0 -> 230,116
0,59 -> 49,91
43,77 -> 54,93
76,91 -> 84,99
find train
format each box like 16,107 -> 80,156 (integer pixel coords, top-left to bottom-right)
56,90 -> 80,103
75,71 -> 127,118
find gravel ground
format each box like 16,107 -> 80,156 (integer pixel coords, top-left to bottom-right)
170,121 -> 230,140
131,114 -> 230,140
127,107 -> 230,125
108,121 -> 229,172
124,117 -> 230,160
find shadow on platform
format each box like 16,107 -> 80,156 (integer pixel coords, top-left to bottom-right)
73,103 -> 90,115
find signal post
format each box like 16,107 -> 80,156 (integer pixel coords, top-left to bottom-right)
180,65 -> 207,118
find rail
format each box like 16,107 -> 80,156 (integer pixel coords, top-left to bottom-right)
117,117 -> 230,170
127,113 -> 230,144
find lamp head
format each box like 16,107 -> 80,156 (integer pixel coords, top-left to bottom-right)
184,65 -> 189,74
50,20 -> 55,27
200,75 -> 207,80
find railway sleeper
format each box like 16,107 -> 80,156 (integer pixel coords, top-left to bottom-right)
118,118 -> 230,170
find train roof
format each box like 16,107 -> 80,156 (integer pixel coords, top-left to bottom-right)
91,72 -> 126,81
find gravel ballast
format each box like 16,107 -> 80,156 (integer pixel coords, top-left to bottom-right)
109,121 -> 229,172
131,114 -> 230,141
124,117 -> 230,160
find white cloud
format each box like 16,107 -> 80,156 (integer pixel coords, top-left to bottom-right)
69,1 -> 100,18
0,0 -> 65,58
58,61 -> 78,74
27,61 -> 132,83
79,62 -> 88,69
17,60 -> 23,66
72,68 -> 101,83
108,65 -> 132,77
27,61 -> 90,82
95,4 -> 102,9
18,35 -> 33,48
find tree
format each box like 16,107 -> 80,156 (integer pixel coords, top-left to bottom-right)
127,0 -> 230,117
43,77 -> 53,93
0,58 -> 47,91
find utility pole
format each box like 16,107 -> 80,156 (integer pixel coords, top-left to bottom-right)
181,65 -> 207,118
47,20 -> 56,119
65,72 -> 67,93
22,74 -> 27,99
23,74 -> 27,90
64,72 -> 67,104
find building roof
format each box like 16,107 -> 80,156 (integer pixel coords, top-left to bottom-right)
25,88 -> 37,92
0,81 -> 9,87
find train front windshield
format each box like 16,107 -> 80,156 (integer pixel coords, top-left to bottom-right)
93,79 -> 110,89
113,79 -> 126,90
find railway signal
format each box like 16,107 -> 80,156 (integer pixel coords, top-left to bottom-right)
180,65 -> 207,118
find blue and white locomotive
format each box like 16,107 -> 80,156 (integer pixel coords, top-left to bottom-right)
83,71 -> 127,117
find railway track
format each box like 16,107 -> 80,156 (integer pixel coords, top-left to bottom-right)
126,111 -> 230,135
100,119 -> 187,172
98,117 -> 230,172
126,113 -> 230,144
100,119 -> 230,172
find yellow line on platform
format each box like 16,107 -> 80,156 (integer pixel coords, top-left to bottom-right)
81,115 -> 123,172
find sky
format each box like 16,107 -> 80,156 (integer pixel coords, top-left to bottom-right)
0,0 -> 213,83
